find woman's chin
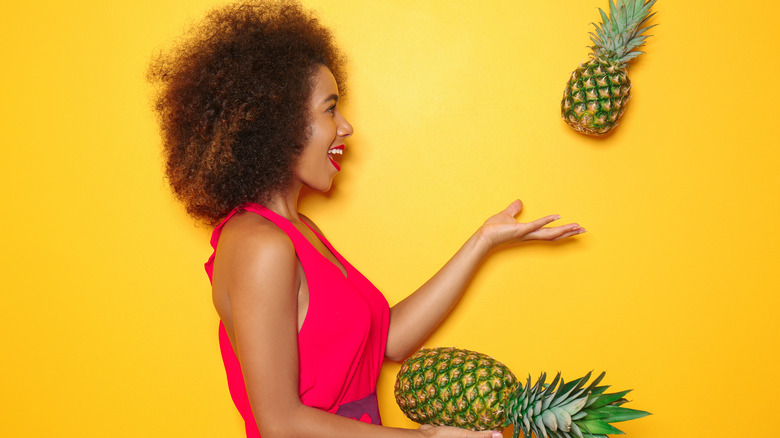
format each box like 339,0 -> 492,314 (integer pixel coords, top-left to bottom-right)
303,178 -> 335,195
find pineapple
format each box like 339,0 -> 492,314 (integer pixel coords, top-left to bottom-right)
561,0 -> 657,136
395,347 -> 650,438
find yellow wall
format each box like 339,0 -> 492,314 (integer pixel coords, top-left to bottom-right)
2,0 -> 778,436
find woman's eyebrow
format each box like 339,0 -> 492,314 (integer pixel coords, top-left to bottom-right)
322,94 -> 339,104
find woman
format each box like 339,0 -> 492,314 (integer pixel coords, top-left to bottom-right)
148,1 -> 585,437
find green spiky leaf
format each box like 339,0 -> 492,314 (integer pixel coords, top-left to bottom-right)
579,419 -> 625,435
595,406 -> 651,423
587,389 -> 632,410
588,386 -> 611,398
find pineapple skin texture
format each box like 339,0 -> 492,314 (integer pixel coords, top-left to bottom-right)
561,58 -> 631,136
394,347 -> 519,431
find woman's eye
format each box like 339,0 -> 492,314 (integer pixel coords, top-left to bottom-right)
327,104 -> 336,114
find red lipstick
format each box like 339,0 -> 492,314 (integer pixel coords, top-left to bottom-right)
328,145 -> 344,171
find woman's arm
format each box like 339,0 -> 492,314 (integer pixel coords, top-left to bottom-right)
385,200 -> 585,361
214,214 -> 502,438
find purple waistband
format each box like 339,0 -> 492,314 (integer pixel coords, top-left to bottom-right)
335,391 -> 382,425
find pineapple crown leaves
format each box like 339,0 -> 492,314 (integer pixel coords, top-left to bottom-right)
507,371 -> 650,438
588,0 -> 657,65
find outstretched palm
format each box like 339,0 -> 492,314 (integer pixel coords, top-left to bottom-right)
480,200 -> 585,248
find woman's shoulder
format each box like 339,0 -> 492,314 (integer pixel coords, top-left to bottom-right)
218,210 -> 295,261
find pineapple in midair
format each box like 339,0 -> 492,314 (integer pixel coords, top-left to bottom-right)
395,347 -> 650,438
561,0 -> 657,136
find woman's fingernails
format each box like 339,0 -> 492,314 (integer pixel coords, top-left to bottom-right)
492,432 -> 503,438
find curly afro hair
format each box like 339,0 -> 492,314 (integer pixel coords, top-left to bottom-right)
148,0 -> 346,226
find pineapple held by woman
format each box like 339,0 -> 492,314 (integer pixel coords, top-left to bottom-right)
395,347 -> 650,438
561,0 -> 657,136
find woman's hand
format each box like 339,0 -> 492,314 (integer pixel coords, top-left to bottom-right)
478,199 -> 585,249
418,425 -> 504,438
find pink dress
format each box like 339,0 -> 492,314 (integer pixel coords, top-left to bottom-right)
204,203 -> 391,437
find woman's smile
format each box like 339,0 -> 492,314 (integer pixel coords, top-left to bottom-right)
328,145 -> 345,171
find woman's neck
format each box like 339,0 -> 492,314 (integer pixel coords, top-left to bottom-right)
261,183 -> 303,222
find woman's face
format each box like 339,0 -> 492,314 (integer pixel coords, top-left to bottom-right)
293,65 -> 353,192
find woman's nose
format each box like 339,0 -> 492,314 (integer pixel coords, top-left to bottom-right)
338,116 -> 354,138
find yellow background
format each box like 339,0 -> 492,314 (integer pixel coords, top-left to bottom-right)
2,0 -> 778,436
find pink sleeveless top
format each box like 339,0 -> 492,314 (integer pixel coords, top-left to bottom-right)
204,203 -> 390,437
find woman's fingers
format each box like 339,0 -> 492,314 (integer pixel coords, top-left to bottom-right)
522,214 -> 562,232
524,223 -> 585,241
553,227 -> 586,241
